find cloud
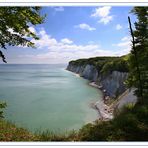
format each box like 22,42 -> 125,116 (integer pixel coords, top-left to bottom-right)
116,24 -> 122,30
91,6 -> 111,18
31,28 -> 99,51
31,28 -> 57,49
115,36 -> 131,47
75,23 -> 96,31
23,28 -> 121,64
91,6 -> 113,25
116,41 -> 130,47
54,7 -> 64,12
29,26 -> 36,33
22,47 -> 117,64
99,16 -> 113,25
112,36 -> 131,56
61,38 -> 73,44
17,28 -> 131,64
121,36 -> 129,41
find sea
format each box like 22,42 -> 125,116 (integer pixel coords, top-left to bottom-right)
0,64 -> 102,133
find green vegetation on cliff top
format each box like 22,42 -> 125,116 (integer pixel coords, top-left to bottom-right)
69,55 -> 129,74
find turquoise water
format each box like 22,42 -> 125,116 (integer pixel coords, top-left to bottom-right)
0,64 -> 102,132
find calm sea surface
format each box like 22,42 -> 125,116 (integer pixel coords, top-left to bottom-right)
0,64 -> 102,132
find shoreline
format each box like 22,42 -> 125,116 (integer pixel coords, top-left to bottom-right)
89,82 -> 113,121
66,69 -> 136,122
66,69 -> 114,121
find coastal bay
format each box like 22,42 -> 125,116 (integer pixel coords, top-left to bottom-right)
0,64 -> 102,132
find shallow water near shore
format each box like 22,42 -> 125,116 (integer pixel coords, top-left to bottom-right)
0,64 -> 102,132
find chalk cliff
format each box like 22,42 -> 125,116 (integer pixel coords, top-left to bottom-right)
67,63 -> 128,98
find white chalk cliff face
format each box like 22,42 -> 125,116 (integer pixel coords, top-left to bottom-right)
67,64 -> 128,98
67,64 -> 98,81
98,71 -> 128,97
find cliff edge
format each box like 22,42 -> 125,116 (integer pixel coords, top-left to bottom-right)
66,56 -> 129,98
66,56 -> 138,121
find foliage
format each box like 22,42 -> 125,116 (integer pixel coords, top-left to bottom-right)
0,119 -> 79,141
0,119 -> 37,141
127,7 -> 148,99
69,55 -> 129,75
100,57 -> 129,75
78,122 -> 114,141
0,102 -> 7,118
36,130 -> 78,141
76,97 -> 148,141
0,7 -> 45,62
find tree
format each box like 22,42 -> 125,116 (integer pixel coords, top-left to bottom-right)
0,7 -> 45,62
127,7 -> 148,99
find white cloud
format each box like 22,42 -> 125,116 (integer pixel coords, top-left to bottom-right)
99,16 -> 113,25
113,36 -> 131,47
18,28 -> 131,64
22,47 -> 118,64
116,41 -> 130,47
24,28 -> 120,64
91,6 -> 111,18
54,7 -> 64,11
91,6 -> 113,25
32,28 -> 99,51
112,36 -> 131,56
116,24 -> 122,30
116,36 -> 131,47
121,36 -> 129,41
61,38 -> 73,44
75,23 -> 96,31
29,26 -> 36,33
31,28 -> 57,49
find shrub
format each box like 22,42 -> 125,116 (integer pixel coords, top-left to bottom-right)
0,101 -> 7,118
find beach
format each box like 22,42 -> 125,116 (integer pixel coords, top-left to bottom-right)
89,82 -> 114,121
89,81 -> 138,121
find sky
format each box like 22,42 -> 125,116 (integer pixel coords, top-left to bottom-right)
1,6 -> 137,64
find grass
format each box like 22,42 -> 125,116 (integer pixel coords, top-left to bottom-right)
0,119 -> 79,141
0,119 -> 37,141
35,130 -> 78,141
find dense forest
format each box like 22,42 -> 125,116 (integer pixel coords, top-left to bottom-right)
69,55 -> 129,74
